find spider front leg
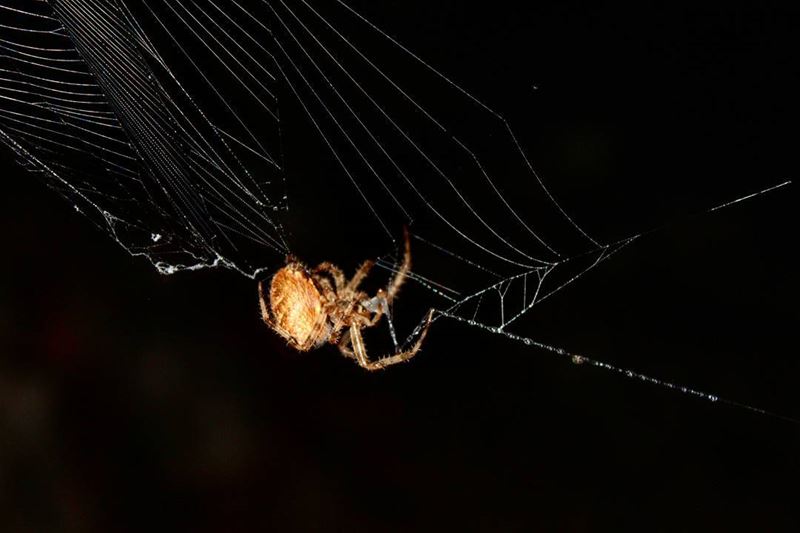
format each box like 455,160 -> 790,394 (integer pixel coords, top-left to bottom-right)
386,227 -> 412,303
313,262 -> 346,291
346,260 -> 375,292
339,309 -> 435,371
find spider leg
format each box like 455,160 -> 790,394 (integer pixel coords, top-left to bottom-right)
257,280 -> 276,329
385,227 -> 412,303
337,329 -> 359,361
314,277 -> 337,303
346,260 -> 375,293
340,309 -> 435,371
313,262 -> 346,291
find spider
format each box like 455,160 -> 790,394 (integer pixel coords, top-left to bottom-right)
258,230 -> 434,371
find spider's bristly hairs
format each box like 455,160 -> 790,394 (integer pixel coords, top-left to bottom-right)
0,1 -> 792,421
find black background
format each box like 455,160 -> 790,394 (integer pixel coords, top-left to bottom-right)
1,1 -> 797,531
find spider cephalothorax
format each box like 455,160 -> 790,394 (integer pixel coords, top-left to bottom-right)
258,231 -> 433,370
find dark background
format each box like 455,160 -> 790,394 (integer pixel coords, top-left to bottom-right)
1,1 -> 797,531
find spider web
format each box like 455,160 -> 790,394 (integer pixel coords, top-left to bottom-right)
0,1 -> 792,420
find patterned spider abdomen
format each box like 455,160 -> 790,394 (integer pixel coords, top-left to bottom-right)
269,264 -> 331,350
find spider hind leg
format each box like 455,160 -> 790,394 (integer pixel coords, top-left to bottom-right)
339,309 -> 434,371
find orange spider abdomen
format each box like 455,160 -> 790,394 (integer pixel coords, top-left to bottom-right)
269,264 -> 330,350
